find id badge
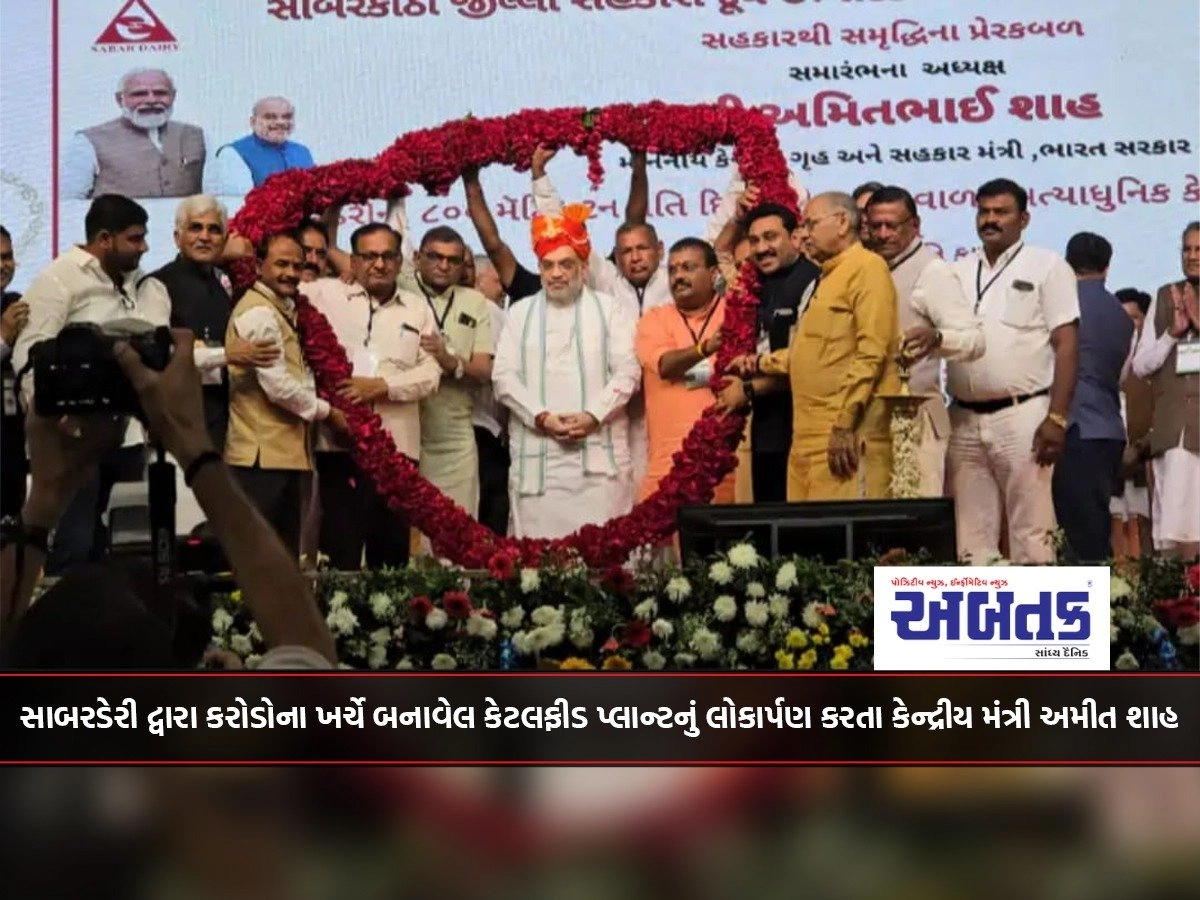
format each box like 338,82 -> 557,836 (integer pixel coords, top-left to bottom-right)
2,372 -> 16,417
1176,340 -> 1200,375
352,345 -> 378,377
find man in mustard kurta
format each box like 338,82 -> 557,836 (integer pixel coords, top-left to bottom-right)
736,192 -> 900,500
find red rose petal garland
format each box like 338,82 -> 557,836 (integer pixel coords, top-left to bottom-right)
228,102 -> 797,568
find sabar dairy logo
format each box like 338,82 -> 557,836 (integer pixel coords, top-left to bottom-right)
93,0 -> 179,52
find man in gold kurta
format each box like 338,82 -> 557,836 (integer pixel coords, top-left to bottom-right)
738,192 -> 900,500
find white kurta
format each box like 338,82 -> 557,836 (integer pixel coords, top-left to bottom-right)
493,288 -> 641,539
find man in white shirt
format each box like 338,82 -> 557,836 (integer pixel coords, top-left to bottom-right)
947,178 -> 1079,564
304,223 -> 441,569
63,68 -> 205,200
225,232 -> 348,556
865,186 -> 985,496
12,194 -> 170,575
493,204 -> 641,539
1132,221 -> 1200,557
471,255 -> 511,535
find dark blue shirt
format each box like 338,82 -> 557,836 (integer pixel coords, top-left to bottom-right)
1069,278 -> 1132,441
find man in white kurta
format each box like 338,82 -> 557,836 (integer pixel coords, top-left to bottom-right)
493,204 -> 641,539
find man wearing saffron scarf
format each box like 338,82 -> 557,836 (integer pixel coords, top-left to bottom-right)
493,205 -> 641,539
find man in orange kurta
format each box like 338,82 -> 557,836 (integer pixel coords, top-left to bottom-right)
636,238 -> 736,503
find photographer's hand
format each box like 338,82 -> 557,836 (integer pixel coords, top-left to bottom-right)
114,328 -> 215,468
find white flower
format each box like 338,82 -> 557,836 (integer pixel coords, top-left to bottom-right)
744,600 -> 769,627
1177,623 -> 1199,646
736,630 -> 763,655
425,608 -> 448,631
500,606 -> 526,629
1114,606 -> 1135,628
1109,575 -> 1133,601
802,601 -> 825,630
512,631 -> 534,655
651,618 -> 674,639
712,595 -> 738,622
248,623 -> 262,643
531,605 -> 564,627
745,581 -> 766,599
708,561 -> 734,585
326,606 -> 359,636
774,561 -> 799,591
466,613 -> 497,640
665,577 -> 692,602
768,593 -> 791,619
369,627 -> 391,647
642,650 -> 667,670
569,626 -> 594,649
392,624 -> 406,643
633,599 -> 658,621
431,653 -> 458,670
1114,649 -> 1139,670
244,654 -> 262,669
229,633 -> 253,656
211,608 -> 234,635
530,623 -> 566,651
395,656 -> 415,670
1110,623 -> 1120,643
368,645 -> 388,670
369,592 -> 395,620
329,590 -> 349,609
519,568 -> 541,593
337,662 -> 355,670
689,628 -> 723,661
673,652 -> 698,667
727,543 -> 759,569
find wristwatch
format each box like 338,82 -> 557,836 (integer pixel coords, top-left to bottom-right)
1046,411 -> 1067,430
742,378 -> 756,409
453,357 -> 465,380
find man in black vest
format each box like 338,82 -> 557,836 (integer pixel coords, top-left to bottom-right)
145,195 -> 278,451
1,225 -> 30,518
715,203 -> 820,501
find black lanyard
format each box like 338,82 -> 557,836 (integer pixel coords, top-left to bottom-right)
888,241 -> 923,272
678,297 -> 721,347
974,243 -> 1024,313
365,300 -> 383,347
633,284 -> 646,312
419,281 -> 455,332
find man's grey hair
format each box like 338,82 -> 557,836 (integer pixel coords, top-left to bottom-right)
174,194 -> 227,232
252,96 -> 294,117
809,191 -> 860,233
116,68 -> 174,94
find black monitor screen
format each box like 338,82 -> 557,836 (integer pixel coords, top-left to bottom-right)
678,498 -> 957,564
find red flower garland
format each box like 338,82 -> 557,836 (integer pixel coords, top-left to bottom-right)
227,102 -> 796,568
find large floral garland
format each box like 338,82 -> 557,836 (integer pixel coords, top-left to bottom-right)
227,103 -> 797,568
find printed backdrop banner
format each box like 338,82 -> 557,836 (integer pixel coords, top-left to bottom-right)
0,0 -> 1197,292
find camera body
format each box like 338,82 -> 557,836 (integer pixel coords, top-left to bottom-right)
31,320 -> 172,417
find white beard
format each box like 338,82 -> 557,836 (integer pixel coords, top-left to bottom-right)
544,281 -> 583,305
123,107 -> 171,131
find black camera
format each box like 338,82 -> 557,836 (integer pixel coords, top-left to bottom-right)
30,320 -> 173,417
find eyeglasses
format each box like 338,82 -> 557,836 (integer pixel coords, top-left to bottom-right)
422,250 -> 464,267
355,250 -> 401,264
867,216 -> 913,233
798,211 -> 844,231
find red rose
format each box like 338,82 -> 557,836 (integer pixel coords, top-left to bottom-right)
1187,564 -> 1200,593
442,591 -> 473,619
488,552 -> 516,582
408,595 -> 434,619
1154,597 -> 1200,629
622,619 -> 652,649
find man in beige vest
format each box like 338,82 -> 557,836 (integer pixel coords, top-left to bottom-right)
1132,221 -> 1200,557
225,231 -> 348,555
64,68 -> 205,200
865,186 -> 985,495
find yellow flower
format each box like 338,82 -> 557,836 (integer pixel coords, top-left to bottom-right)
785,628 -> 808,650
812,633 -> 828,646
832,644 -> 854,661
775,650 -> 795,670
602,655 -> 632,670
797,649 -> 818,670
229,590 -> 242,604
817,622 -> 830,637
560,657 -> 596,670
848,631 -> 870,648
830,657 -> 849,670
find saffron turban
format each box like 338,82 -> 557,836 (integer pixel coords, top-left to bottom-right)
531,203 -> 592,261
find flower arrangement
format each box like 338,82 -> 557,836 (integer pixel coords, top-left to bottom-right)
210,548 -> 1196,672
226,102 -> 796,569
887,409 -> 922,499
